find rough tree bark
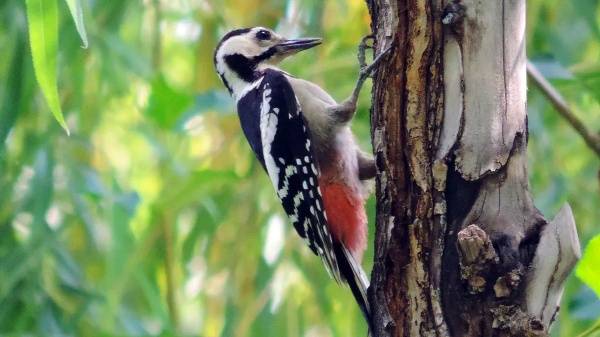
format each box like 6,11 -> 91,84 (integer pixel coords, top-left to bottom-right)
365,1 -> 581,336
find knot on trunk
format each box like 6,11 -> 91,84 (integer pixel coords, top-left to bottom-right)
457,224 -> 499,293
442,2 -> 466,25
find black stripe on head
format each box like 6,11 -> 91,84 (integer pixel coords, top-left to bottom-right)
213,28 -> 252,67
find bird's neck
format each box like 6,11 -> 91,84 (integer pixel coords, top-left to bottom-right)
221,72 -> 255,101
225,65 -> 282,101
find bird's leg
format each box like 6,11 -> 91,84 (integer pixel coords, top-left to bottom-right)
329,37 -> 394,123
357,151 -> 377,180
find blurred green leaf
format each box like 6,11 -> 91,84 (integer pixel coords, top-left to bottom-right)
572,0 -> 600,40
531,59 -> 573,80
177,90 -> 235,131
0,29 -> 26,148
576,235 -> 600,299
146,76 -> 193,129
575,70 -> 600,105
194,90 -> 235,114
572,287 -> 600,320
64,0 -> 88,48
25,0 -> 69,134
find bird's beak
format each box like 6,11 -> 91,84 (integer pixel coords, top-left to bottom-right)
275,37 -> 322,55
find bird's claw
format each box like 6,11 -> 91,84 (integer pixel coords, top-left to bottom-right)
349,36 -> 394,102
358,43 -> 394,81
358,35 -> 375,70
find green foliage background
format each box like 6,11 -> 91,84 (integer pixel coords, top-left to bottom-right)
0,0 -> 599,336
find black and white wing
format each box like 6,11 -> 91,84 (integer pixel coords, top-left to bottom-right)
255,69 -> 342,281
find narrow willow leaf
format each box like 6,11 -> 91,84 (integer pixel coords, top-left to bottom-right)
64,0 -> 88,48
25,0 -> 70,134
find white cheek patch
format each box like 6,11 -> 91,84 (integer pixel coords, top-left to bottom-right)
217,35 -> 260,61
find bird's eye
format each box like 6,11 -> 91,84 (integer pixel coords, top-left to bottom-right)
256,30 -> 271,41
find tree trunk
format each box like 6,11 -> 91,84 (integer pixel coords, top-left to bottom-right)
365,1 -> 581,336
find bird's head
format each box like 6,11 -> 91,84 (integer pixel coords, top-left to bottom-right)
214,27 -> 321,96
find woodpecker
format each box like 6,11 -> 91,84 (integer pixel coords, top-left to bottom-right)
214,27 -> 388,322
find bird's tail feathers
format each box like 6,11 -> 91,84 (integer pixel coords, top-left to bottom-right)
335,243 -> 371,328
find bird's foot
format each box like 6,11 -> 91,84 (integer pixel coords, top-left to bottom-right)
357,35 -> 375,71
338,36 -> 394,120
357,35 -> 393,80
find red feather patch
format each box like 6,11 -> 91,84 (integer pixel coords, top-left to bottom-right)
319,182 -> 367,262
